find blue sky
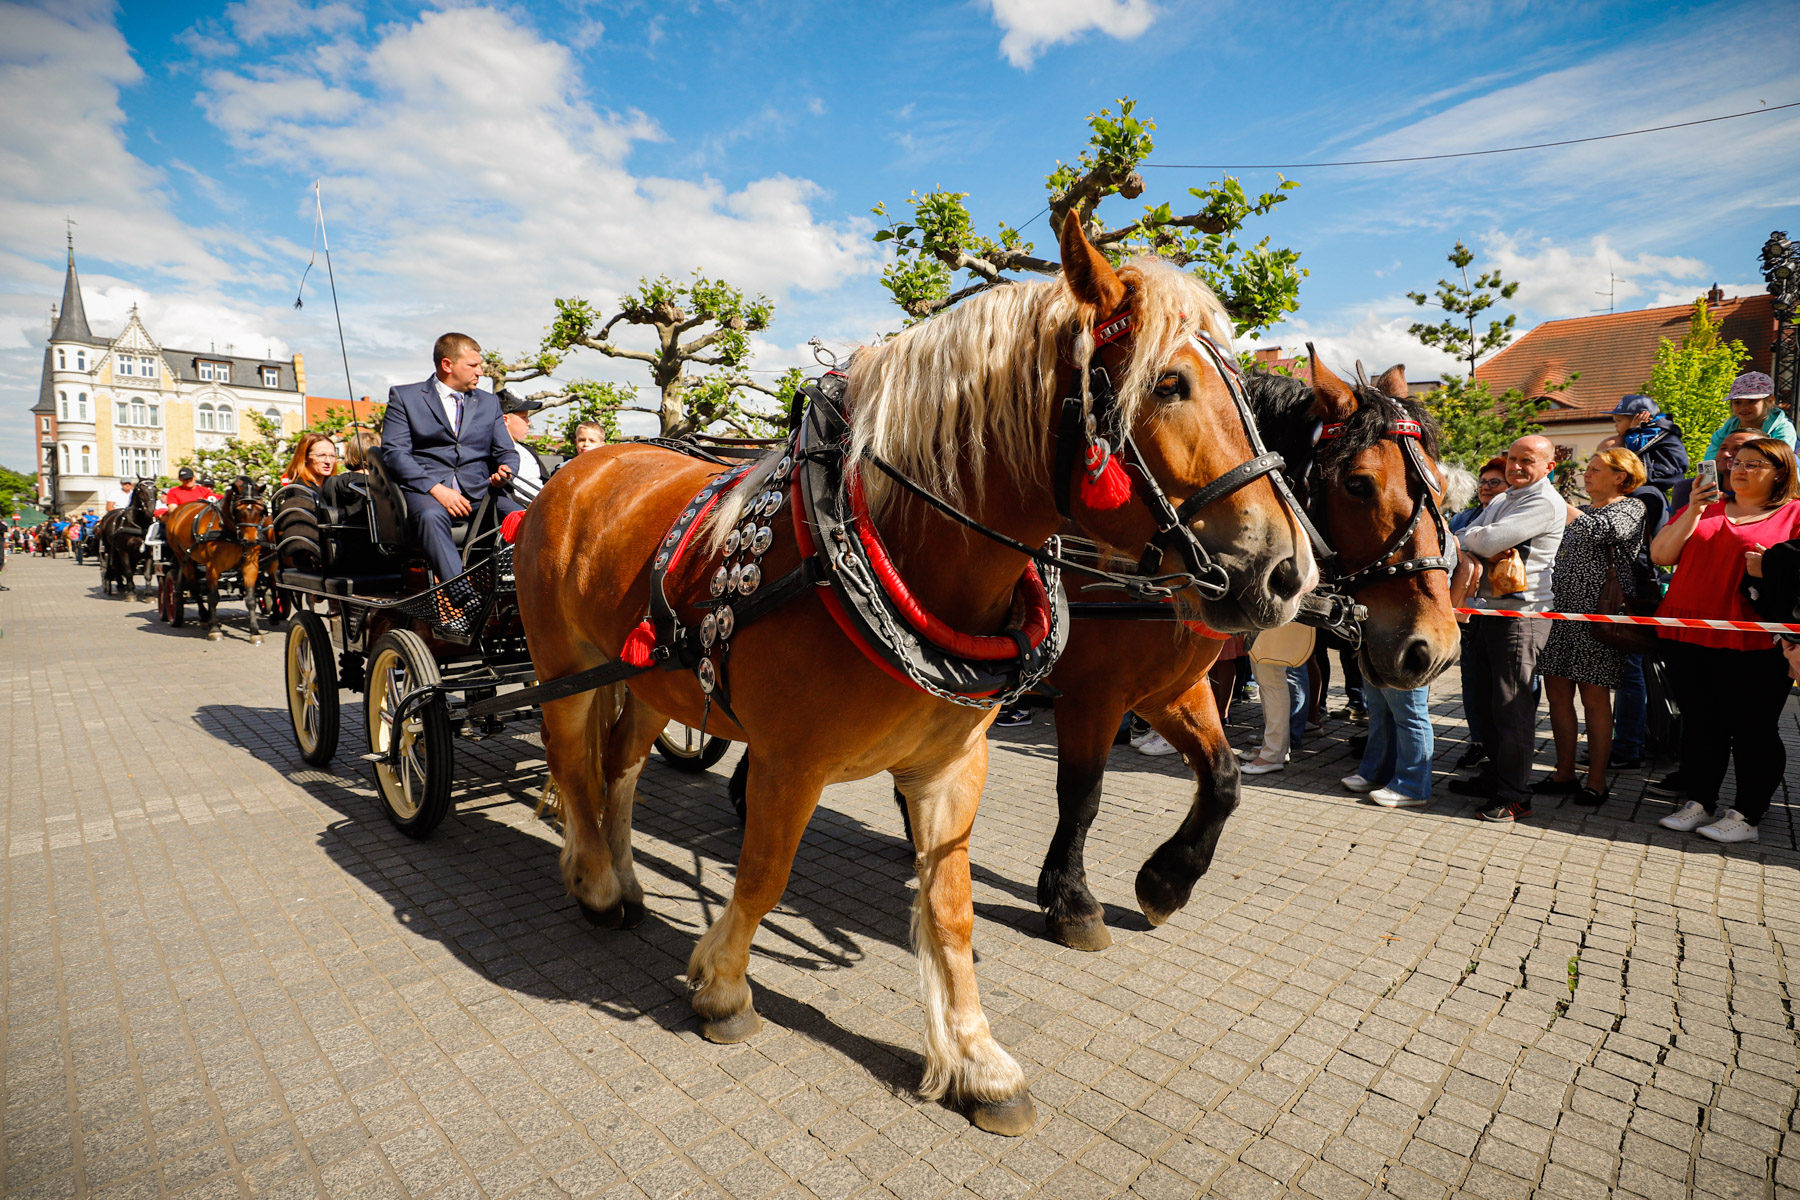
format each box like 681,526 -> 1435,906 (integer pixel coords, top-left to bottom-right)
3,0 -> 1797,470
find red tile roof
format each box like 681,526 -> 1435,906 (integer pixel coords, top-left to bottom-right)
1474,294 -> 1774,426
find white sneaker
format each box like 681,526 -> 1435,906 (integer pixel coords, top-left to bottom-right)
1368,787 -> 1427,808
1696,809 -> 1758,843
1236,745 -> 1263,761
1137,732 -> 1180,757
1657,800 -> 1713,832
1241,758 -> 1286,776
1341,774 -> 1375,794
1128,724 -> 1154,748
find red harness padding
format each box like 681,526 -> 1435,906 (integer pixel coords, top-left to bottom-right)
846,470 -> 1053,661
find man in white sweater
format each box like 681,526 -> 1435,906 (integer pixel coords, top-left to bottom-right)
1449,435 -> 1566,822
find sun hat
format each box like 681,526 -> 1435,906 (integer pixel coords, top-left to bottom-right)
1727,371 -> 1775,402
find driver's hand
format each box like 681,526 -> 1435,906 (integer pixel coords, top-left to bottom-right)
429,482 -> 471,517
489,465 -> 514,487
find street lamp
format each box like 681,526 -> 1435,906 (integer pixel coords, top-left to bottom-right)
1760,231 -> 1800,423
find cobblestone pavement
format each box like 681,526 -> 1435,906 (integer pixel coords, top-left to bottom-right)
3,553 -> 1798,1200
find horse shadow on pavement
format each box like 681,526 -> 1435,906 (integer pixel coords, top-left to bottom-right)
190,702 -> 967,1101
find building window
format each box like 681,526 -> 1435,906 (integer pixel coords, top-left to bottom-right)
141,355 -> 157,379
116,401 -> 130,424
57,349 -> 66,369
264,406 -> 281,424
118,447 -> 131,476
217,405 -> 236,433
77,350 -> 86,370
58,391 -> 68,419
60,444 -> 69,472
131,399 -> 147,426
197,360 -> 231,383
119,446 -> 159,478
77,392 -> 88,420
198,403 -> 215,432
146,403 -> 159,428
262,366 -> 279,387
80,445 -> 92,474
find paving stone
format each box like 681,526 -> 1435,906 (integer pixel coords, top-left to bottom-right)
5,557 -> 1799,1200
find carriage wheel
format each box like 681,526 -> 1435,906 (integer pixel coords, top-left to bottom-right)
654,722 -> 732,773
366,630 -> 453,839
162,573 -> 185,626
286,612 -> 340,766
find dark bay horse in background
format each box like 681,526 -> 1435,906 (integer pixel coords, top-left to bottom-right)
1031,363 -> 1460,949
514,216 -> 1313,1134
163,477 -> 272,643
96,479 -> 158,597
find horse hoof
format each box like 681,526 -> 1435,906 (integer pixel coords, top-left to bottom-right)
969,1092 -> 1036,1136
207,631 -> 222,642
700,1007 -> 762,1044
1135,862 -> 1195,927
251,636 -> 263,646
1046,913 -> 1113,952
578,897 -> 645,929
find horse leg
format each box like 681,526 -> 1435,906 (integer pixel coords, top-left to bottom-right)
894,743 -> 1035,1134
205,565 -> 223,640
541,682 -> 630,917
1035,692 -> 1123,951
687,752 -> 827,1045
243,556 -> 262,644
590,690 -> 666,929
1134,674 -> 1240,925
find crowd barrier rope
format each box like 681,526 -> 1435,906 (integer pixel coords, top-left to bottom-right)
1454,608 -> 1800,635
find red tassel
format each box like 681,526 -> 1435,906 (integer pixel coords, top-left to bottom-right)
500,510 -> 526,544
620,620 -> 656,667
1080,447 -> 1133,510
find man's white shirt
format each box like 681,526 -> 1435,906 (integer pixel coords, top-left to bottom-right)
432,377 -> 465,434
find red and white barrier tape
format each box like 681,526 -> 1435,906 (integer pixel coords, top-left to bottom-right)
1455,608 -> 1800,635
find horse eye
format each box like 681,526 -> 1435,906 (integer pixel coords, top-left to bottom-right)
1153,373 -> 1184,399
1345,476 -> 1377,499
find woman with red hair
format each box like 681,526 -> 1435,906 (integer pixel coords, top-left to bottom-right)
286,433 -> 339,488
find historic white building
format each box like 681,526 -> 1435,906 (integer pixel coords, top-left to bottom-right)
30,245 -> 307,513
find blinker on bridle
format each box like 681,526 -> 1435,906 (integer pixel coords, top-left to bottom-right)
1054,310 -> 1300,602
1313,412 -> 1455,595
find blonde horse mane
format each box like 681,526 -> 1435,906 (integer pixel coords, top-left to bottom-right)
706,256 -> 1231,543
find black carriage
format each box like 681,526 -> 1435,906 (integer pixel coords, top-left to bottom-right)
272,447 -> 731,838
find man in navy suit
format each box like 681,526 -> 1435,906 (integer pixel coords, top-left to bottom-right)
380,332 -> 521,583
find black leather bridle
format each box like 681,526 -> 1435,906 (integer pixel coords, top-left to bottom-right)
1311,415 -> 1455,596
1052,315 -> 1319,601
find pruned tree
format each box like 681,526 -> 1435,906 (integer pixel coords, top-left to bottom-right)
541,273 -> 795,438
1408,241 -> 1519,379
871,98 -> 1305,338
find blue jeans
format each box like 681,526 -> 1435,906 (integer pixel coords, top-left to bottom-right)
1358,684 -> 1436,801
1613,653 -> 1645,759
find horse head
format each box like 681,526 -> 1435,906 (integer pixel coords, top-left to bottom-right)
1054,216 -> 1314,632
1307,359 -> 1458,689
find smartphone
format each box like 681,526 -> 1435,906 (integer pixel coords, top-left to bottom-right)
1696,459 -> 1718,494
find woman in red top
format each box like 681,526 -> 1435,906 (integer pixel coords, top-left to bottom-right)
1649,437 -> 1800,843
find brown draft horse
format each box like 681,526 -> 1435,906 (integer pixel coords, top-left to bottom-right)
514,217 -> 1315,1134
1032,363 -> 1461,950
95,479 -> 159,597
163,477 -> 272,643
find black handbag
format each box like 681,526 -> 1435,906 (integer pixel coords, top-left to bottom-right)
1594,544 -> 1660,654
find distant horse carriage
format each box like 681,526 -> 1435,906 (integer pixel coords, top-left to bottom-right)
157,478 -> 278,642
95,479 -> 159,597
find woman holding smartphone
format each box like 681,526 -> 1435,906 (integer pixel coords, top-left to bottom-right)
1650,438 -> 1800,842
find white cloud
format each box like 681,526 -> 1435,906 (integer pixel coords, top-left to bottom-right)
224,0 -> 360,43
1479,233 -> 1708,320
986,0 -> 1156,68
1262,307 -> 1464,385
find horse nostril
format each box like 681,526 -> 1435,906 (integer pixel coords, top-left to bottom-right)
1401,638 -> 1434,677
1267,556 -> 1304,600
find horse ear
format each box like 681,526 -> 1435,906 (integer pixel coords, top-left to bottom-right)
1375,364 -> 1408,400
1306,343 -> 1358,422
1058,213 -> 1127,316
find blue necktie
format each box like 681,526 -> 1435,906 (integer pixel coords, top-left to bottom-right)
454,391 -> 466,435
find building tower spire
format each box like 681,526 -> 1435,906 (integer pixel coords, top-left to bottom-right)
51,224 -> 92,343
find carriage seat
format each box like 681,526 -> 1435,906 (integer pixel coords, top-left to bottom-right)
361,447 -> 506,569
